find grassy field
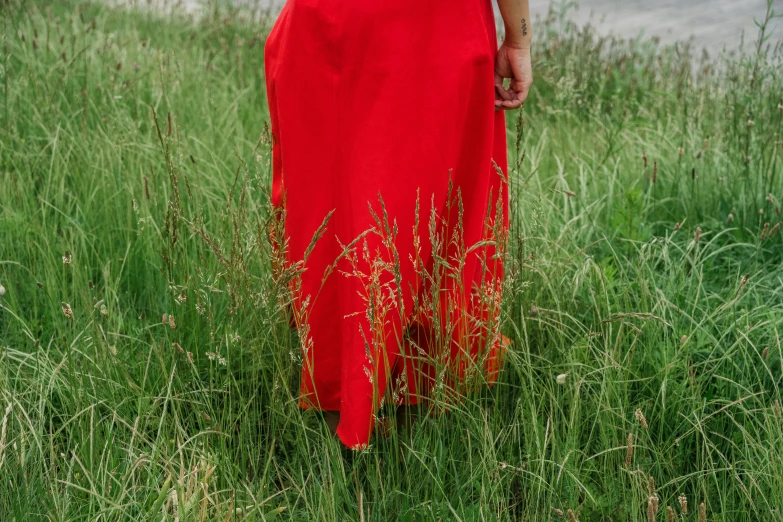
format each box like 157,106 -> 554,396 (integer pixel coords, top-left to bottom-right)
1,0 -> 783,520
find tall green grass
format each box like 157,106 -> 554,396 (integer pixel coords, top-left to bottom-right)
1,0 -> 782,520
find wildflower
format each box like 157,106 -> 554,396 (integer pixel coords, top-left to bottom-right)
556,373 -> 568,385
625,433 -> 633,467
62,302 -> 73,319
635,408 -> 648,429
679,494 -> 688,514
62,251 -> 72,265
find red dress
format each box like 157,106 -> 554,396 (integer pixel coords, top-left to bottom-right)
265,0 -> 510,449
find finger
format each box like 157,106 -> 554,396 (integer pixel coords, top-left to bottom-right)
516,79 -> 532,105
499,98 -> 523,110
495,84 -> 513,102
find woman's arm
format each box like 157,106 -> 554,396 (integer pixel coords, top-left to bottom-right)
494,0 -> 533,110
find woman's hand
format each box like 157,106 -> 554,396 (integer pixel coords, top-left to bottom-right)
494,42 -> 533,111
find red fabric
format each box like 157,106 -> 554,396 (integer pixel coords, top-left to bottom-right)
265,0 -> 510,449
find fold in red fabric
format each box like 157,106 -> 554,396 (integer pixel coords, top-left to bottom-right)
265,0 -> 510,449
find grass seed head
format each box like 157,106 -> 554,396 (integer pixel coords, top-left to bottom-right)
762,347 -> 769,360
774,399 -> 782,419
699,502 -> 706,522
761,222 -> 770,240
652,162 -> 658,183
556,373 -> 568,385
169,315 -> 176,329
635,408 -> 649,429
667,506 -> 675,522
694,227 -> 702,244
625,432 -> 633,467
647,495 -> 659,521
727,213 -> 734,224
769,222 -> 780,238
567,509 -> 578,522
62,251 -> 72,265
553,508 -> 564,517
679,494 -> 688,514
62,302 -> 73,319
680,334 -> 688,345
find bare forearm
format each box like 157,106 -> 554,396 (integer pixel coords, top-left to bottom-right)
497,0 -> 531,49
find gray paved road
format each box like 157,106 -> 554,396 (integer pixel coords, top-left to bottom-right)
139,0 -> 783,55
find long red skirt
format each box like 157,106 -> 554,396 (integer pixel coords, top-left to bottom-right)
264,0 -> 510,449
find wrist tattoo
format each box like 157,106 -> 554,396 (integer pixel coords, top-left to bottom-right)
521,18 -> 528,37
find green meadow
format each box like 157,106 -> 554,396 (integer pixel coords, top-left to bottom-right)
1,1 -> 782,520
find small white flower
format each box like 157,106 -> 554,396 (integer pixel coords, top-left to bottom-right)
556,373 -> 568,385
